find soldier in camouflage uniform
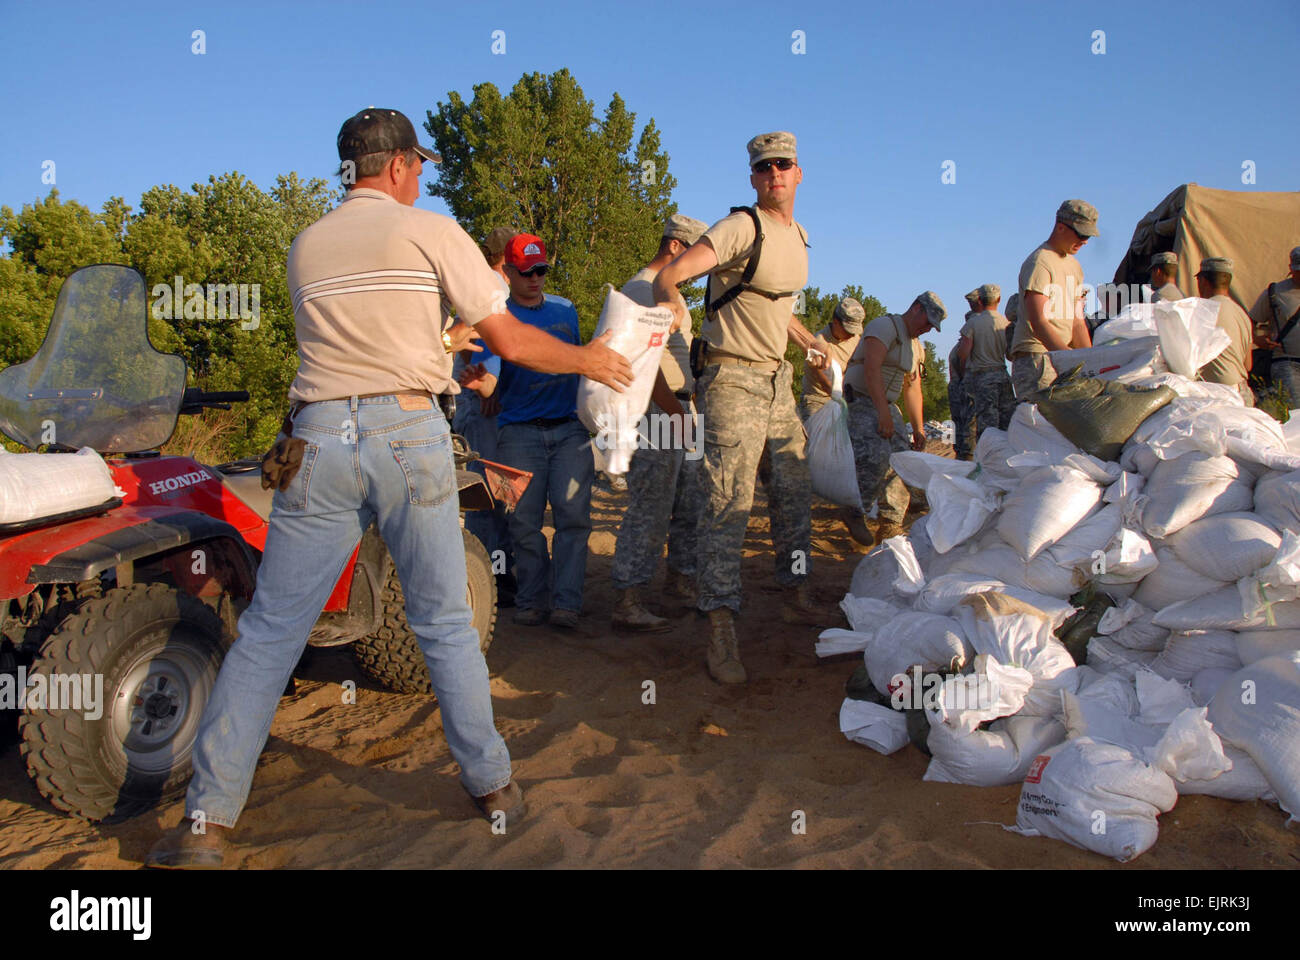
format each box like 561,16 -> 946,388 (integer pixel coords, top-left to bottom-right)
610,214 -> 710,632
653,131 -> 830,685
844,293 -> 946,541
946,288 -> 980,460
958,283 -> 1016,444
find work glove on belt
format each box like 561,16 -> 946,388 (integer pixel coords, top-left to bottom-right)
261,408 -> 307,491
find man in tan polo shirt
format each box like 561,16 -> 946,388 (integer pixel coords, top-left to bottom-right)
147,107 -> 632,867
1196,256 -> 1254,405
652,131 -> 829,685
1009,199 -> 1098,398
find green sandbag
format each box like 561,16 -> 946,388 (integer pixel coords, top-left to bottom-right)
1055,584 -> 1116,664
1034,367 -> 1176,462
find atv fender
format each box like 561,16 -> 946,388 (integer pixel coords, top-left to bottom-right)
457,469 -> 493,512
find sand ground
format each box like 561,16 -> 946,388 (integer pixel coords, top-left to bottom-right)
1,470 -> 1296,869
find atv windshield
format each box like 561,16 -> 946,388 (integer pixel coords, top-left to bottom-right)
0,265 -> 186,453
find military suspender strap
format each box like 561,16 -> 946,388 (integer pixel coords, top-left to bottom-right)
703,205 -> 807,317
1271,282 -> 1300,355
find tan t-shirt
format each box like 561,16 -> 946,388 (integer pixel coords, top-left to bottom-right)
1010,243 -> 1085,356
1249,277 -> 1300,358
800,324 -> 860,402
701,207 -> 809,363
1152,281 -> 1184,302
844,314 -> 919,404
286,188 -> 505,402
621,266 -> 693,393
960,310 -> 1011,373
1200,294 -> 1252,386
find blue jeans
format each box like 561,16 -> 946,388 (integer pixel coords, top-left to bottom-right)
455,396 -> 513,571
496,418 -> 594,613
185,395 -> 511,827
1272,359 -> 1300,409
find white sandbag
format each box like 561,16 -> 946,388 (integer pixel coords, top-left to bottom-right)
949,542 -> 1083,601
1006,404 -> 1080,467
1087,635 -> 1160,678
863,611 -> 971,696
953,593 -> 1078,716
1120,443 -> 1161,478
1190,666 -> 1236,706
1176,743 -> 1278,802
1092,306 -> 1157,343
913,575 -> 1074,627
924,472 -> 1001,554
1253,469 -> 1300,531
1014,737 -> 1178,862
1165,512 -> 1281,583
1145,707 -> 1232,783
1124,398 -> 1228,464
1060,681 -> 1161,755
1207,653 -> 1300,821
889,450 -> 977,490
1097,600 -> 1171,651
1135,453 -> 1254,539
1153,296 -> 1230,377
1154,587 -> 1300,631
1048,336 -> 1162,382
848,539 -> 924,604
927,654 -> 1034,734
972,428 -> 1021,492
1150,631 -> 1243,683
1049,503 -> 1158,585
839,595 -> 902,634
907,513 -> 936,572
805,362 -> 864,510
0,448 -> 119,524
578,288 -> 674,474
924,713 -> 1067,787
998,464 -> 1105,560
1235,628 -> 1300,666
1132,547 -> 1230,611
815,628 -> 875,658
1236,531 -> 1300,622
839,698 -> 909,754
1135,667 -> 1198,725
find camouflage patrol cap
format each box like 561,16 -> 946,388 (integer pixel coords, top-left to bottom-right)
1005,292 -> 1020,323
914,291 -> 947,331
1290,245 -> 1300,269
663,214 -> 708,246
481,227 -> 515,260
833,297 -> 866,335
747,131 -> 797,167
1150,251 -> 1178,268
978,283 -> 1001,303
964,288 -> 981,307
1197,256 -> 1234,277
1056,198 -> 1100,237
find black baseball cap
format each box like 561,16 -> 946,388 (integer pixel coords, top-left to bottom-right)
337,107 -> 442,165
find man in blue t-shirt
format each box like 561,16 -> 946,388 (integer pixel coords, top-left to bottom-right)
471,234 -> 594,629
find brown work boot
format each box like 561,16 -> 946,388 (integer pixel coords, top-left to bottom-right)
706,608 -> 746,684
841,508 -> 875,549
875,520 -> 907,542
470,780 -> 528,830
781,581 -> 825,626
611,587 -> 671,633
145,818 -> 231,870
665,568 -> 697,612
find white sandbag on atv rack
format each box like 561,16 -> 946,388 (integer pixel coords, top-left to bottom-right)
1207,653 -> 1300,822
1013,737 -> 1178,862
577,288 -> 674,475
997,464 -> 1106,561
839,698 -> 909,754
1149,631 -> 1243,683
1133,453 -> 1255,539
924,714 -> 1066,787
1165,512 -> 1281,583
805,362 -> 864,510
0,448 -> 120,525
863,611 -> 971,697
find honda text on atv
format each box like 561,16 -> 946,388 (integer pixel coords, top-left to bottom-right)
0,264 -> 511,822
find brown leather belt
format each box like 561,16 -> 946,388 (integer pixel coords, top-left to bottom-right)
283,391 -> 435,432
708,349 -> 781,372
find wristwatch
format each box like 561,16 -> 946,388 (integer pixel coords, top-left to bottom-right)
442,330 -> 453,351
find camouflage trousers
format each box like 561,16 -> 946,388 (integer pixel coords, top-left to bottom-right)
964,367 -> 1017,442
695,361 -> 811,613
947,377 -> 974,459
610,401 -> 705,590
798,391 -> 830,423
846,399 -> 910,526
1011,353 -> 1057,400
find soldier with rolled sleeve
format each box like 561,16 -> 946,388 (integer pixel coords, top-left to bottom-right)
799,296 -> 865,421
610,214 -> 710,632
946,288 -> 980,460
844,292 -> 946,543
1149,251 -> 1184,302
651,131 -> 830,685
958,283 -> 1015,444
1196,256 -> 1255,406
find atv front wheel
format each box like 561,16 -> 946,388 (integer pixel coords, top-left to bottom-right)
351,528 -> 497,695
18,583 -> 229,822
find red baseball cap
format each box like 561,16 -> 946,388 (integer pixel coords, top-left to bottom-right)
506,234 -> 548,271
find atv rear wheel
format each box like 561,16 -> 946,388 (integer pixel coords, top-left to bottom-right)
18,583 -> 229,822
350,528 -> 497,695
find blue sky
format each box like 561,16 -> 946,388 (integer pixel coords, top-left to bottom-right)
2,0 -> 1297,360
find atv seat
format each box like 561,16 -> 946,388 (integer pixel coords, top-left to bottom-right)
212,460 -> 273,522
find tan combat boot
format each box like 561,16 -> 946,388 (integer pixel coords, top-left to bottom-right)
706,609 -> 746,684
612,586 -> 671,633
666,568 -> 697,612
841,508 -> 875,552
781,581 -> 824,626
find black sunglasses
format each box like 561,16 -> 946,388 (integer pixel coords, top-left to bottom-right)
519,265 -> 549,278
752,158 -> 796,173
1066,224 -> 1090,242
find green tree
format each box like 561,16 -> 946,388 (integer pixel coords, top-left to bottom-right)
920,340 -> 950,423
786,284 -> 887,396
425,69 -> 676,335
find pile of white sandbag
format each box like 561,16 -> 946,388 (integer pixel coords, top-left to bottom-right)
829,317 -> 1300,861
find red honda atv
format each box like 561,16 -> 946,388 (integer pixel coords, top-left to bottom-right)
0,264 -> 509,822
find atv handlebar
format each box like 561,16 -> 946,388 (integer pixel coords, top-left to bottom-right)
180,387 -> 251,415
